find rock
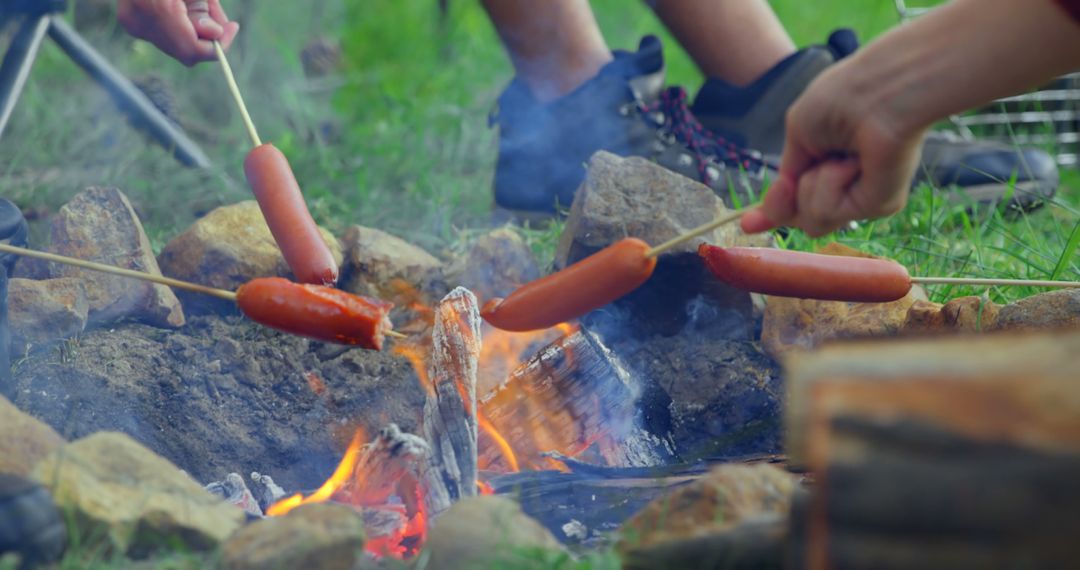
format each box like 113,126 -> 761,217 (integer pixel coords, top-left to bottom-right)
40,187 -> 184,329
993,289 -> 1080,332
423,496 -> 564,570
0,395 -> 64,477
449,227 -> 539,304
556,152 -> 769,339
903,296 -> 1000,336
0,474 -> 66,568
30,432 -> 244,556
7,278 -> 89,351
220,503 -> 365,570
761,244 -> 927,358
618,463 -> 797,570
158,201 -> 343,313
339,225 -> 443,303
615,335 -> 782,459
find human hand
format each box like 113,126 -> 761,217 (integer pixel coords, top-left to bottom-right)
740,63 -> 925,237
117,0 -> 239,66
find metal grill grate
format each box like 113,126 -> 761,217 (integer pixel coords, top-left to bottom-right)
894,0 -> 1080,167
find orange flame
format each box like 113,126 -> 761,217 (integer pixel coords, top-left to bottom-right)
392,342 -> 434,396
478,414 -> 519,472
477,480 -> 494,495
267,429 -> 366,516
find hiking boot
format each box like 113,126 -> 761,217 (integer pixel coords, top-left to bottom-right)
0,199 -> 27,385
691,29 -> 1059,210
914,131 -> 1059,209
491,36 -> 773,219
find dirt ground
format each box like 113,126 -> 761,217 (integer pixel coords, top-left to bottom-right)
5,315 -> 425,492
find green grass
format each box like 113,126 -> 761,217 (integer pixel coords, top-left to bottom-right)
4,1 -> 1078,568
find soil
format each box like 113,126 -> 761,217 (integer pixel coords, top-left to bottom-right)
4,316 -> 426,492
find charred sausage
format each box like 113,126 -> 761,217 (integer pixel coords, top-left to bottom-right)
699,244 -> 912,302
244,144 -> 339,285
236,277 -> 394,349
481,238 -> 657,332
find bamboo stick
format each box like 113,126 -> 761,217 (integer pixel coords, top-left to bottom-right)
0,243 -> 237,301
911,276 -> 1080,289
645,207 -> 750,258
0,243 -> 414,340
213,41 -> 262,148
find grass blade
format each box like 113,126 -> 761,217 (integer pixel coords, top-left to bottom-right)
1050,218 -> 1080,280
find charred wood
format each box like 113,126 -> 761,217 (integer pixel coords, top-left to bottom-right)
478,329 -> 673,472
421,287 -> 481,515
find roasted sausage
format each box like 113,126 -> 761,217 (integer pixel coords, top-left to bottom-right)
236,277 -> 394,349
244,144 -> 339,285
481,238 -> 657,332
699,244 -> 912,302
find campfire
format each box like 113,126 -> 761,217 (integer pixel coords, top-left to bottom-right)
252,285 -> 671,558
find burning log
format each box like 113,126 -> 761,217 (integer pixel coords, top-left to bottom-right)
785,330 -> 1080,569
478,329 -> 673,472
421,287 -> 482,515
336,424 -> 429,509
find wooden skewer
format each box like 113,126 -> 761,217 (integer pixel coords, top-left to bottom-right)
0,243 -> 237,301
645,207 -> 751,258
0,243 -> 412,339
911,276 -> 1080,288
213,41 -> 262,148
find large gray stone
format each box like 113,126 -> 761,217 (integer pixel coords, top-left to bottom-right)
556,152 -> 769,338
7,278 -> 89,351
220,503 -> 366,570
39,187 -> 184,329
31,432 -> 244,555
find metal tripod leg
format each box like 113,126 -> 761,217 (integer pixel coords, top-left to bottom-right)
48,18 -> 211,168
0,14 -> 51,141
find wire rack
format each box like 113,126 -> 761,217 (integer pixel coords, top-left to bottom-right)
894,0 -> 1080,167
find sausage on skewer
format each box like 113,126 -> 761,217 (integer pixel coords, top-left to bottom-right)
481,238 -> 657,332
244,144 -> 339,286
236,277 -> 394,349
698,244 -> 913,302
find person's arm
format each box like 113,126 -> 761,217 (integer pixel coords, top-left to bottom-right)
743,0 -> 1080,237
117,0 -> 238,66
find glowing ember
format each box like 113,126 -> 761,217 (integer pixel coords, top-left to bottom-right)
477,480 -> 494,495
304,371 -> 327,396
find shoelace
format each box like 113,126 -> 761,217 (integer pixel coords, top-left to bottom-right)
639,87 -> 768,181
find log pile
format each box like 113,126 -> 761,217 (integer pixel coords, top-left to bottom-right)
784,329 -> 1080,569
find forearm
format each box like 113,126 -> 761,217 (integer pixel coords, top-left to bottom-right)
832,0 -> 1080,138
